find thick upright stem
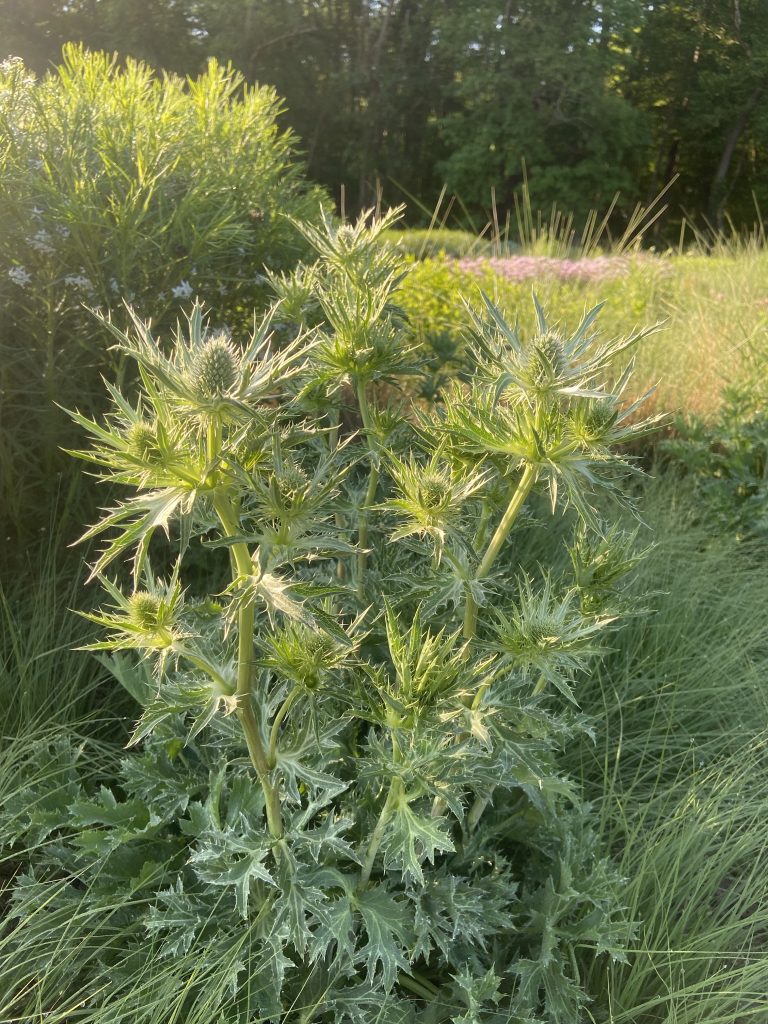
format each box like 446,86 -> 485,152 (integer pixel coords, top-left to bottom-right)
463,462 -> 538,639
359,776 -> 401,889
355,378 -> 379,599
268,685 -> 301,767
214,493 -> 283,839
238,692 -> 283,839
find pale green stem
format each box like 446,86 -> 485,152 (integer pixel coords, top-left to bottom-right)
467,794 -> 489,832
472,495 -> 492,550
440,547 -> 465,578
328,405 -> 341,453
214,493 -> 283,840
206,417 -> 220,466
355,378 -> 380,600
268,685 -> 301,767
359,775 -> 401,888
476,461 -> 538,579
173,645 -> 233,695
471,679 -> 491,711
398,972 -> 439,1000
463,462 -> 538,639
327,407 -> 347,581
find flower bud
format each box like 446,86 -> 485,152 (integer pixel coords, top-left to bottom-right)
126,421 -> 159,461
194,332 -> 239,398
526,332 -> 566,390
418,473 -> 449,512
128,591 -> 162,629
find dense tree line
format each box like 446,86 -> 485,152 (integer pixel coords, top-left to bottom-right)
2,0 -> 768,236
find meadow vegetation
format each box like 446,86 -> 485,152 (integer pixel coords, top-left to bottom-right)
397,243 -> 768,419
2,48 -> 768,1024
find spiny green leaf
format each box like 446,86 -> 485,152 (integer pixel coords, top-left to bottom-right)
382,803 -> 455,887
355,886 -> 414,992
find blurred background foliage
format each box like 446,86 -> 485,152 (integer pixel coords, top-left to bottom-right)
0,45 -> 325,558
2,0 -> 768,238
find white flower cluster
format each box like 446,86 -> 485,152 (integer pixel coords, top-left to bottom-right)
8,265 -> 31,287
29,229 -> 55,254
63,271 -> 94,293
172,280 -> 193,300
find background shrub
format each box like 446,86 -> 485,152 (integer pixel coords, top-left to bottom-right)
0,46 -> 325,558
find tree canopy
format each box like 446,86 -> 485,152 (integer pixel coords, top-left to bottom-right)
2,0 -> 767,237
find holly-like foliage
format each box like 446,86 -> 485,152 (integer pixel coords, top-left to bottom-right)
1,211 -> 662,1023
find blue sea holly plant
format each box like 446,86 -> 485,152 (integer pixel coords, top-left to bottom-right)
0,211 -> 663,1024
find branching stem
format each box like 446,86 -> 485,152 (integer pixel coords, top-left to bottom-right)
268,685 -> 301,767
359,775 -> 401,888
173,645 -> 233,695
355,378 -> 380,599
214,492 -> 283,840
463,462 -> 538,639
398,971 -> 439,1000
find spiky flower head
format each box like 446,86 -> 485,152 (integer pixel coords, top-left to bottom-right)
80,575 -> 186,655
126,421 -> 159,461
275,460 -> 309,503
89,302 -> 311,430
524,330 -> 567,393
384,448 -> 489,554
490,576 -> 615,701
128,590 -> 163,630
418,471 -> 451,512
193,331 -> 240,398
568,397 -> 619,446
259,620 -> 360,691
267,263 -> 319,326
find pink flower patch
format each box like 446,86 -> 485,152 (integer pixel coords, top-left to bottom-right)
457,255 -> 634,283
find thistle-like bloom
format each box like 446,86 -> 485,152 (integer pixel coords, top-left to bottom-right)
194,331 -> 240,398
81,574 -> 237,704
266,262 -> 319,327
94,300 -> 312,421
383,447 -> 489,554
80,575 -> 187,654
291,207 -> 417,394
437,295 -> 665,524
258,617 -> 364,692
384,602 -> 495,714
488,576 -> 615,701
67,302 -> 313,581
470,293 -> 657,408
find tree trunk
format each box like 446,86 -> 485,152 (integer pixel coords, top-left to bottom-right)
710,82 -> 765,229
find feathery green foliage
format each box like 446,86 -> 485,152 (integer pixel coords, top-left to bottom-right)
566,485 -> 768,1022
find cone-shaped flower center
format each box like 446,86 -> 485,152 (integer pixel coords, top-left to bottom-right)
128,591 -> 163,629
194,333 -> 239,397
126,421 -> 158,460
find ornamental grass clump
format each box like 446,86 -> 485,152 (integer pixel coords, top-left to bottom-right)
1,211 -> 663,1023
